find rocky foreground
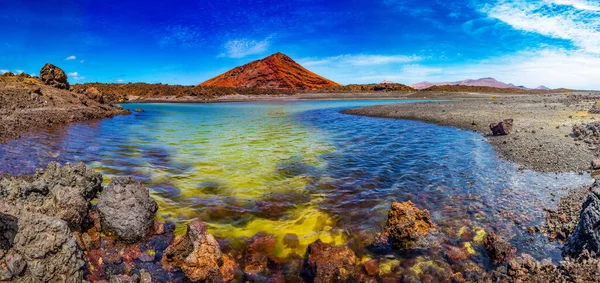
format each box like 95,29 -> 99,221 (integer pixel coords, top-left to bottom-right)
0,64 -> 128,143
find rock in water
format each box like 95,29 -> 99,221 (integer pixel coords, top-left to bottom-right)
490,119 -> 514,136
384,201 -> 436,249
564,187 -> 600,257
161,219 -> 235,282
304,240 -> 357,282
97,177 -> 158,243
484,232 -> 516,264
39,63 -> 70,90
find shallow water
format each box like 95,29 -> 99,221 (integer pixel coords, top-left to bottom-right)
0,100 -> 591,273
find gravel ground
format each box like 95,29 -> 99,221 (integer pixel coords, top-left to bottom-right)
344,93 -> 599,173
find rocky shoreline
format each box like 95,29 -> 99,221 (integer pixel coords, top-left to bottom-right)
345,92 -> 600,281
0,64 -> 129,144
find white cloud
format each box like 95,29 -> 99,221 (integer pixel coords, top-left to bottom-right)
544,0 -> 600,11
14,70 -> 23,74
300,54 -> 421,67
65,55 -> 77,61
117,79 -> 124,82
0,69 -> 8,74
389,49 -> 600,90
220,37 -> 271,58
481,0 -> 600,53
67,72 -> 85,81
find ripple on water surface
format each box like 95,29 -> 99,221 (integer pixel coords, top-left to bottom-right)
0,100 -> 591,271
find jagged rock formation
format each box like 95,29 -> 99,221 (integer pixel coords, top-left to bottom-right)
200,52 -> 341,90
383,201 -> 437,249
0,162 -> 102,230
564,187 -> 600,257
490,119 -> 514,136
161,219 -> 237,282
39,63 -> 70,90
304,240 -> 357,282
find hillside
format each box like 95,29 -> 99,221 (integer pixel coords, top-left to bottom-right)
199,52 -> 341,90
0,71 -> 128,143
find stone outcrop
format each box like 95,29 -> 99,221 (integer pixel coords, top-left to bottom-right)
161,219 -> 236,282
383,201 -> 436,249
82,87 -> 105,104
0,204 -> 83,282
489,119 -> 513,136
303,240 -> 357,282
484,232 -> 516,264
39,63 -> 70,90
564,187 -> 600,257
0,162 -> 102,230
97,177 -> 158,243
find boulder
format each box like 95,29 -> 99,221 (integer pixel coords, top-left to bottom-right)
383,201 -> 436,249
592,159 -> 600,170
97,177 -> 158,243
161,219 -> 235,282
0,162 -> 102,230
490,119 -> 513,136
134,108 -> 144,113
564,187 -> 600,257
484,232 -> 516,264
83,87 -> 105,104
303,240 -> 357,282
39,63 -> 70,90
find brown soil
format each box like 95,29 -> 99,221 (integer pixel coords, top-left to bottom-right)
0,74 -> 129,143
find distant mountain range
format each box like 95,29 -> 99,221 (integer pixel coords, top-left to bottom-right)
410,77 -> 551,90
200,52 -> 341,90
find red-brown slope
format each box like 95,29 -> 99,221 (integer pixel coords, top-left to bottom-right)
199,52 -> 341,90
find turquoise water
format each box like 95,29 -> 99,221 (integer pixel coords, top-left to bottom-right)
0,100 -> 591,274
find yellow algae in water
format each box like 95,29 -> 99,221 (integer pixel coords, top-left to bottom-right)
379,259 -> 400,275
474,229 -> 487,243
411,257 -> 445,276
464,242 -> 475,255
457,226 -> 468,238
209,207 -> 346,258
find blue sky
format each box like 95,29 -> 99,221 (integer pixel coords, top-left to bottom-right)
1,0 -> 600,89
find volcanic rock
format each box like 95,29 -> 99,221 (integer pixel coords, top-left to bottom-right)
383,201 -> 436,249
1,208 -> 84,282
199,52 -> 340,90
39,63 -> 70,90
243,233 -> 276,275
592,159 -> 600,170
304,240 -> 357,282
161,219 -> 233,282
82,87 -> 105,104
97,177 -> 158,243
0,162 -> 102,230
490,119 -> 513,136
564,187 -> 600,257
484,232 -> 516,264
